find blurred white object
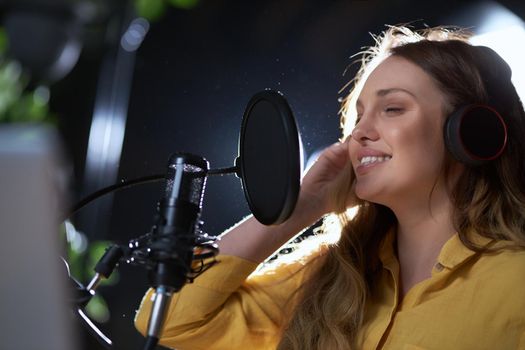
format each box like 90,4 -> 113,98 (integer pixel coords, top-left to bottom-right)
0,124 -> 78,350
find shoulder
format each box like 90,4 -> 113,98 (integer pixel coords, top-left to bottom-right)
473,244 -> 525,302
475,241 -> 525,273
477,243 -> 525,272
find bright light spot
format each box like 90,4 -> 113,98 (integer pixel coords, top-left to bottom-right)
86,106 -> 126,168
346,205 -> 359,219
52,39 -> 82,79
33,86 -> 50,105
121,18 -> 149,52
5,60 -> 22,81
65,220 -> 88,253
304,148 -> 322,176
470,8 -> 525,104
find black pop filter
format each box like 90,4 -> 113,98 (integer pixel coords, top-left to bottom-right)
236,90 -> 301,225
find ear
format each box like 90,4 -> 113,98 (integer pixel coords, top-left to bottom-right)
443,104 -> 507,166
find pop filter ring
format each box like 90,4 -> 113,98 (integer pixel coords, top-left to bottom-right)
238,89 -> 301,225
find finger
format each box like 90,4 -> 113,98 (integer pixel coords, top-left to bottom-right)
323,141 -> 350,169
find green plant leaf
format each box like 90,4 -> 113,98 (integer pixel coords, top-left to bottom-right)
85,294 -> 110,323
0,27 -> 7,54
168,0 -> 199,9
7,93 -> 49,122
134,0 -> 167,21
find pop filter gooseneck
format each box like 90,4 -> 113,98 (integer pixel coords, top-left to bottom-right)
236,89 -> 302,225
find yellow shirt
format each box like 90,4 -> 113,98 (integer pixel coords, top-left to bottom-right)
135,232 -> 525,349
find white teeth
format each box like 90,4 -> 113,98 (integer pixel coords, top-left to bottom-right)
360,156 -> 391,165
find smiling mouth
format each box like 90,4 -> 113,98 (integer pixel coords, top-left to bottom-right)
359,156 -> 392,166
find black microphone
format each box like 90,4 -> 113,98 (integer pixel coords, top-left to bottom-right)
145,153 -> 209,350
148,152 -> 209,289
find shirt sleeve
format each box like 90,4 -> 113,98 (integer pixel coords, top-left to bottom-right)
134,253 -> 317,350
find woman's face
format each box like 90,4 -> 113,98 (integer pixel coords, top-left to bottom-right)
348,55 -> 450,207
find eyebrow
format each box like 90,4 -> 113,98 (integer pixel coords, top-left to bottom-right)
377,88 -> 416,98
356,88 -> 417,107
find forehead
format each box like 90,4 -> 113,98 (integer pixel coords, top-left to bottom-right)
358,55 -> 443,102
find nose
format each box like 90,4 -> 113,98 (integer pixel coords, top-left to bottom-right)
351,116 -> 379,143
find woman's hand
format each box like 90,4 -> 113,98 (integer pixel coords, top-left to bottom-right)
296,138 -> 356,222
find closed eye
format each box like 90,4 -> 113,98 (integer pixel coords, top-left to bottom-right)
385,107 -> 404,114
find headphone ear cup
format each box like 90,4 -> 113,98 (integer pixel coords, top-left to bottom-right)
444,105 -> 507,166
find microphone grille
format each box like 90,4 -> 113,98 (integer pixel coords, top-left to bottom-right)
165,153 -> 209,206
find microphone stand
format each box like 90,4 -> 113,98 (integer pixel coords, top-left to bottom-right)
73,153 -> 221,350
74,228 -> 218,350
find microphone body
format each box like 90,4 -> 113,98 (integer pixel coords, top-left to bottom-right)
145,153 -> 209,348
149,153 -> 208,289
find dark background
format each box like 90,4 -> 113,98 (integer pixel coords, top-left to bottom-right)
1,0 -> 524,349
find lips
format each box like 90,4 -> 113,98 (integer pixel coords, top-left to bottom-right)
355,148 -> 392,175
356,148 -> 391,162
360,155 -> 392,166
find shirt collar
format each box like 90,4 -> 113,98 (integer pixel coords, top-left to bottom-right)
437,230 -> 495,269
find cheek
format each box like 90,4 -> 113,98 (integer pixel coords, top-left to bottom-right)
408,128 -> 445,175
390,120 -> 445,169
404,109 -> 445,148
417,127 -> 444,153
421,119 -> 447,159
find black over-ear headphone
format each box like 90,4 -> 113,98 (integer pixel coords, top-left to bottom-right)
442,45 -> 511,166
444,104 -> 507,166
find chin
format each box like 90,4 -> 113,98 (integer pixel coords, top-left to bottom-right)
355,187 -> 389,206
355,188 -> 376,202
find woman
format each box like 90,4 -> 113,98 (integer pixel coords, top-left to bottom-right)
135,26 -> 525,349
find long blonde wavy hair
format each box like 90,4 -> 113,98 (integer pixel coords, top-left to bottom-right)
276,25 -> 525,349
